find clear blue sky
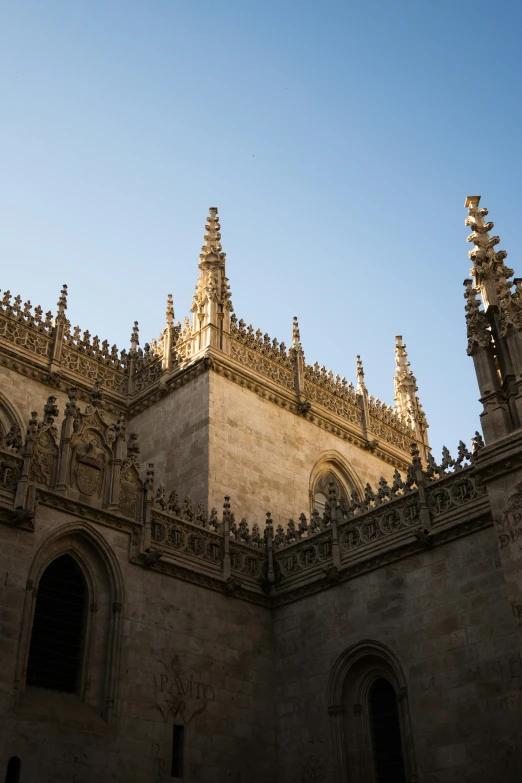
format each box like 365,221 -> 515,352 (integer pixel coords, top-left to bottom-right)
1,1 -> 521,457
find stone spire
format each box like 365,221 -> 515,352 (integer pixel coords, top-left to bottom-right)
190,208 -> 233,355
394,335 -> 429,456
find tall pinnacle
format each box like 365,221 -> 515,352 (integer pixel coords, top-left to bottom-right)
189,208 -> 233,354
465,196 -> 511,310
394,336 -> 418,422
465,195 -> 522,336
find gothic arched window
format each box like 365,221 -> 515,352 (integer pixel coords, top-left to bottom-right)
26,555 -> 87,693
369,678 -> 406,783
312,471 -> 349,516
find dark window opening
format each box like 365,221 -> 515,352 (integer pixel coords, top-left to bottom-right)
5,756 -> 21,783
172,724 -> 184,778
26,555 -> 87,693
369,678 -> 406,783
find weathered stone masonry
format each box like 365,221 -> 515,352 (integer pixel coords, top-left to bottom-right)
1,198 -> 522,782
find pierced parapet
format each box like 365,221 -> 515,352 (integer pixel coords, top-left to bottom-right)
230,316 -> 293,366
0,289 -> 54,332
423,440 -> 473,480
64,322 -> 127,369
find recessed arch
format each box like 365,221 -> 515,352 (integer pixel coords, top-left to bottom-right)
0,390 -> 24,450
327,640 -> 417,783
14,521 -> 124,726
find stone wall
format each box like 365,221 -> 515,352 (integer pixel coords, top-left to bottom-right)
0,366 -> 69,431
272,524 -> 522,783
0,506 -> 276,783
208,371 -> 399,526
129,372 -> 210,509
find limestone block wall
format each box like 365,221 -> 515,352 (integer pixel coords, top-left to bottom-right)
129,372 -> 210,508
208,372 -> 398,526
0,366 -> 69,431
0,507 -> 276,783
272,525 -> 522,783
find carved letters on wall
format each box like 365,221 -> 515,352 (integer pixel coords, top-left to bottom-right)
153,657 -> 216,725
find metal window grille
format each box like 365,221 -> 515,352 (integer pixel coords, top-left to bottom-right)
26,555 -> 87,693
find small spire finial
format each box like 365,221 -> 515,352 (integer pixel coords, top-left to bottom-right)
166,294 -> 174,325
356,355 -> 366,394
56,284 -> 68,319
130,321 -> 139,351
292,316 -> 302,350
200,207 -> 225,264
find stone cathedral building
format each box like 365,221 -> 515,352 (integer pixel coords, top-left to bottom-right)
0,196 -> 522,783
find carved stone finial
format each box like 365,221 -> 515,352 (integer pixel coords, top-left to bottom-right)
56,284 -> 68,317
130,321 -> 139,351
43,395 -> 59,426
65,387 -> 77,418
200,207 -> 225,265
90,380 -> 103,408
166,294 -> 174,325
292,316 -> 302,350
356,355 -> 366,394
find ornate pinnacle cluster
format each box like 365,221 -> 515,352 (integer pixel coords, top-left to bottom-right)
200,207 -> 226,266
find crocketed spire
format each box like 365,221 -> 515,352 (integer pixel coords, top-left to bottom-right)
189,208 -> 233,354
465,195 -> 514,317
393,335 -> 427,434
